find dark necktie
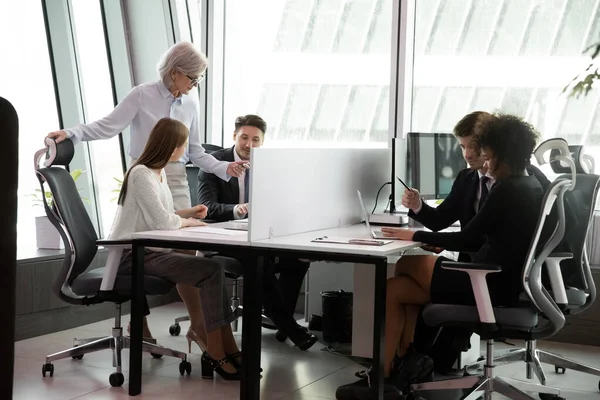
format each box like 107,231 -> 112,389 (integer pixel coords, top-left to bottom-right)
478,176 -> 490,211
244,168 -> 250,203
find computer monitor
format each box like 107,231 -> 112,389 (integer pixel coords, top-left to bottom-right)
405,132 -> 466,200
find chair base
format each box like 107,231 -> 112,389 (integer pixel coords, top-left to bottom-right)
43,305 -> 190,387
410,340 -> 563,400
467,340 -> 600,386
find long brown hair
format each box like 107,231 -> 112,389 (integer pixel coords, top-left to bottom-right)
118,117 -> 189,205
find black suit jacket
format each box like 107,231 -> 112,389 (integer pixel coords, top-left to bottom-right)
409,164 -> 550,231
409,165 -> 550,261
198,147 -> 241,222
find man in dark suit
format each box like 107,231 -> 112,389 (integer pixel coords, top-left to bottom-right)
198,114 -> 317,351
397,111 -> 551,374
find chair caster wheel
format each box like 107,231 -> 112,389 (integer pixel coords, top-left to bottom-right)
42,363 -> 54,377
169,324 -> 181,336
179,360 -> 192,376
71,344 -> 84,359
554,365 -> 566,374
151,353 -> 163,359
109,372 -> 125,387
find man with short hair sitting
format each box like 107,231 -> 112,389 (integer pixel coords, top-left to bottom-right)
198,114 -> 317,351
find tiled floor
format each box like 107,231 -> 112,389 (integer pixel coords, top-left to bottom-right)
12,303 -> 600,399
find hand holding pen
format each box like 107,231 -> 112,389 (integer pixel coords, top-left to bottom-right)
397,176 -> 422,211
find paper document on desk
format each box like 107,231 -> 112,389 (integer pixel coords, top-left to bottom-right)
183,227 -> 245,236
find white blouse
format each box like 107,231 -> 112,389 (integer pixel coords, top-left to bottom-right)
108,165 -> 182,251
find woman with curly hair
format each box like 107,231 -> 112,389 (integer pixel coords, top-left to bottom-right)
337,114 -> 544,398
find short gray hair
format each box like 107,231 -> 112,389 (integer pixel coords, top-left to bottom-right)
157,41 -> 208,88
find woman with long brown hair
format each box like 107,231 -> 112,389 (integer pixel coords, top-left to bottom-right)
110,117 -> 241,380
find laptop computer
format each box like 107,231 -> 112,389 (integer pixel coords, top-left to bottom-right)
357,190 -> 400,240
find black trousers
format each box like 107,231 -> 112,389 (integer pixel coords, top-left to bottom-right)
261,257 -> 310,335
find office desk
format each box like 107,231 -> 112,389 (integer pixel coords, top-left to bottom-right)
128,224 -> 418,400
127,226 -> 259,399
253,224 -> 418,399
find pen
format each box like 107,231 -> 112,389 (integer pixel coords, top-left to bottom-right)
396,176 -> 413,191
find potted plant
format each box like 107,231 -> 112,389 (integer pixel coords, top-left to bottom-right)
563,41 -> 600,98
29,169 -> 86,249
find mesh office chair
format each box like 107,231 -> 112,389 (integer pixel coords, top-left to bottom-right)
406,142 -> 578,400
168,144 -> 273,335
35,139 -> 191,387
467,141 -> 600,391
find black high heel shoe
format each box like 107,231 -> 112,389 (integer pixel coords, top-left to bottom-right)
226,351 -> 263,373
200,352 -> 241,380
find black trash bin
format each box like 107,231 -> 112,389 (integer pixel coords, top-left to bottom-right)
321,290 -> 353,343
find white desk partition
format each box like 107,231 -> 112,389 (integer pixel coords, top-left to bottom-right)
248,147 -> 389,241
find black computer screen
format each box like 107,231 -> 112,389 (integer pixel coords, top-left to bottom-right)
405,132 -> 466,200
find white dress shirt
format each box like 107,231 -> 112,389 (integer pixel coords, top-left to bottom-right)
64,80 -> 230,181
232,148 -> 248,220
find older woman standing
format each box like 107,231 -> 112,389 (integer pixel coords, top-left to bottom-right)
47,41 -> 247,207
46,41 -> 247,341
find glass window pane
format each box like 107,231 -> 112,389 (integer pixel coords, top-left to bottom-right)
427,0 -> 470,55
412,0 -> 600,167
520,0 -> 565,56
489,0 -> 534,56
224,0 -> 391,147
434,87 -> 473,132
302,0 -> 344,52
309,85 -> 351,140
553,0 -> 595,56
175,0 -> 192,42
0,0 -> 60,250
71,0 -> 124,237
335,0 -> 375,53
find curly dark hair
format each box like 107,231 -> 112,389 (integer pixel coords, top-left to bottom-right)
477,114 -> 540,174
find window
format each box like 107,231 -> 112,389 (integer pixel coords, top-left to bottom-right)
71,0 -> 124,237
223,0 -> 393,147
0,0 -> 60,250
411,0 -> 600,171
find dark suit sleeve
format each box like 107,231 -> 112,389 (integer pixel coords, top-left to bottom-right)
413,183 -> 508,252
197,169 -> 236,221
408,170 -> 467,231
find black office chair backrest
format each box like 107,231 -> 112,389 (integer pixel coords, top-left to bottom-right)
559,173 -> 600,308
34,139 -> 98,305
187,144 -> 224,206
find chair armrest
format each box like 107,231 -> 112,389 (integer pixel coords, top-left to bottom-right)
96,241 -> 130,291
545,252 -> 572,306
441,261 -> 501,324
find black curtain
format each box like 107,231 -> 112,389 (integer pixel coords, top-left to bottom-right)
0,97 -> 18,398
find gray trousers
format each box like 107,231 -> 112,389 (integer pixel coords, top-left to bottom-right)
120,250 -> 235,332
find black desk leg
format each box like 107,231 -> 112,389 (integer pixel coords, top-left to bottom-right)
371,258 -> 387,400
129,243 -> 145,396
240,255 -> 264,400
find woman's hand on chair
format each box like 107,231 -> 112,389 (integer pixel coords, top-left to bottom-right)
380,227 -> 415,241
47,130 -> 67,143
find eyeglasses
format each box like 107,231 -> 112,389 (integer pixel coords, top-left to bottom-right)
186,74 -> 205,86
